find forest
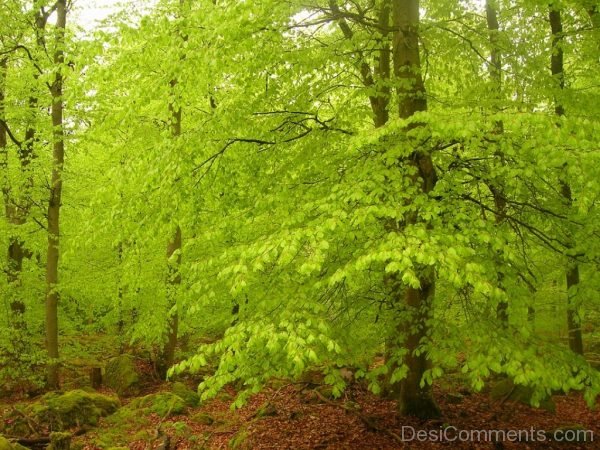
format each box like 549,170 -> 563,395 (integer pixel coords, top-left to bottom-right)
0,0 -> 599,448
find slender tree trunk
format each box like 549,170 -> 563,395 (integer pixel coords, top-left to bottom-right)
158,226 -> 181,379
390,0 -> 440,419
549,6 -> 584,355
485,1 -> 510,325
157,11 -> 185,377
45,0 -> 67,389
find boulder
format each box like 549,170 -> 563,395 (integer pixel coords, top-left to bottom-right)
190,412 -> 214,425
30,389 -> 120,430
104,355 -> 140,396
170,382 -> 199,407
0,436 -> 13,450
127,392 -> 186,418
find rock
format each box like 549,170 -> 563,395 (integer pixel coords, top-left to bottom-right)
0,436 -> 13,450
30,390 -> 120,430
47,432 -> 71,450
191,412 -> 214,425
171,382 -> 199,407
490,379 -> 555,412
104,355 -> 140,396
0,437 -> 26,450
127,392 -> 186,418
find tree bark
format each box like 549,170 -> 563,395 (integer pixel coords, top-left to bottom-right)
158,226 -> 182,379
390,0 -> 440,418
45,0 -> 67,389
157,12 -> 185,377
549,6 -> 584,355
485,0 -> 509,325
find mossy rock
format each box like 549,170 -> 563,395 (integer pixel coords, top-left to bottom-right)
490,379 -> 555,412
128,392 -> 186,418
29,390 -> 120,430
0,437 -> 27,450
47,432 -> 71,450
171,382 -> 199,407
104,355 -> 140,396
0,436 -> 14,450
191,412 -> 214,425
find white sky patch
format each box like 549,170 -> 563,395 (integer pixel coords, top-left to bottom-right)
72,0 -> 124,30
70,0 -> 158,33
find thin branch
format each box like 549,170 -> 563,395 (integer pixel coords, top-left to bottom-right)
0,119 -> 23,148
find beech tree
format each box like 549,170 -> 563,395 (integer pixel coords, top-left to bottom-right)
1,0 -> 600,421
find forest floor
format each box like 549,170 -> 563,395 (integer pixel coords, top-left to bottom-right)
1,338 -> 599,449
75,381 -> 600,449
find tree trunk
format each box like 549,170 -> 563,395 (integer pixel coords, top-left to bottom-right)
157,30 -> 184,376
45,0 -> 67,390
391,0 -> 440,418
549,6 -> 584,356
485,0 -> 509,325
329,0 -> 439,417
158,226 -> 182,379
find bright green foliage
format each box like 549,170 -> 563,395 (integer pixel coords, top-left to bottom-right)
1,0 -> 600,416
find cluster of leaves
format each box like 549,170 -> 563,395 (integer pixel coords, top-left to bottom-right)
1,0 -> 599,409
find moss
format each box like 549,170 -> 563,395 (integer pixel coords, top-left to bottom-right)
30,389 -> 120,430
47,432 -> 71,450
171,382 -> 199,407
128,392 -> 186,418
163,421 -> 191,438
190,412 -> 214,425
0,438 -> 27,450
104,355 -> 140,396
0,436 -> 14,450
89,408 -> 151,449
